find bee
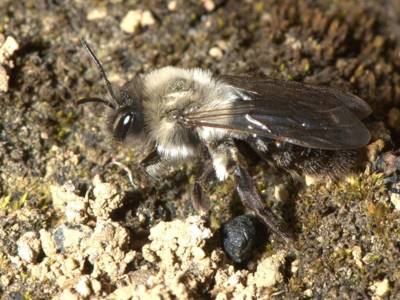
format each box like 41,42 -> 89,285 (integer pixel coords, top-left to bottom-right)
78,40 -> 371,243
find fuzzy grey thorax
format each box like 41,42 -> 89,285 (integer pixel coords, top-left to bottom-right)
141,66 -> 237,161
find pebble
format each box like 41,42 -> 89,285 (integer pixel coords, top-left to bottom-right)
91,175 -> 123,219
120,10 -> 142,33
58,289 -> 80,300
63,257 -> 78,273
0,35 -> 19,92
0,35 -> 19,65
285,34 -> 302,50
17,231 -> 42,264
142,216 -> 212,266
203,0 -> 216,12
209,47 -> 224,59
291,259 -> 299,275
91,279 -> 102,294
304,175 -> 318,186
351,245 -> 363,269
65,199 -> 88,223
39,229 -> 57,257
390,190 -> 400,210
250,251 -> 286,288
0,65 -> 9,92
362,252 -> 377,265
141,10 -> 156,26
168,1 -> 177,11
86,7 -> 107,21
53,224 -> 91,252
370,278 -> 390,297
120,9 -> 156,34
75,275 -> 92,298
50,182 -> 80,211
0,275 -> 11,287
303,289 -> 313,298
192,247 -> 206,260
222,215 -> 257,264
137,212 -> 147,225
274,184 -> 289,202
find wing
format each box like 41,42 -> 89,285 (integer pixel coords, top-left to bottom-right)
184,75 -> 371,150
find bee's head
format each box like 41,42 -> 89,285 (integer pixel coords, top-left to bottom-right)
77,40 -> 145,142
106,82 -> 145,141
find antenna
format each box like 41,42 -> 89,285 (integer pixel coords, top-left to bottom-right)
80,39 -> 119,108
76,97 -> 116,109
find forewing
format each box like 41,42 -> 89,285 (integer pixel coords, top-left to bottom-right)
185,76 -> 371,150
220,75 -> 372,120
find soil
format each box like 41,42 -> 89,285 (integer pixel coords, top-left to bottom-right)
1,0 -> 400,299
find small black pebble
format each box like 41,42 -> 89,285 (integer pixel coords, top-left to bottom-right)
222,214 -> 258,264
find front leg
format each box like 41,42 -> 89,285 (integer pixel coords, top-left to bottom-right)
140,149 -> 164,178
142,147 -> 213,212
191,161 -> 214,212
109,149 -> 162,187
191,144 -> 213,212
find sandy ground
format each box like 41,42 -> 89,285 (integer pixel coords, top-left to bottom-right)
1,0 -> 400,299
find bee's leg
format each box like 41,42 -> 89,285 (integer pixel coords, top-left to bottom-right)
191,161 -> 214,212
234,164 -> 293,244
107,150 -> 162,188
206,139 -> 292,243
140,149 -> 160,168
139,149 -> 165,179
111,160 -> 136,187
140,147 -> 213,211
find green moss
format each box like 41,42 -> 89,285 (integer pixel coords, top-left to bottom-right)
23,293 -> 33,300
254,1 -> 265,13
262,243 -> 276,257
302,58 -> 311,73
55,110 -> 78,141
1,194 -> 11,209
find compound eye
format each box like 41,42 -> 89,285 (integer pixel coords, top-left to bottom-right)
114,112 -> 134,140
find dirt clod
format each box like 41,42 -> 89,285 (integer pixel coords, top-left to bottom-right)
17,231 -> 41,264
0,34 -> 19,92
